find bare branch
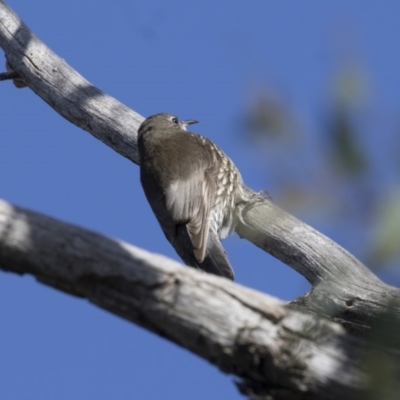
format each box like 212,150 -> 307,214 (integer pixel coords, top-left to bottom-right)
0,198 -> 381,400
237,189 -> 400,339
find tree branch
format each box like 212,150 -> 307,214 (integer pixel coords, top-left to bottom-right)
0,198 -> 380,400
237,189 -> 400,339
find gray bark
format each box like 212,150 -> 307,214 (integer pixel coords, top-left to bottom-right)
1,1 -> 400,399
0,199 -> 379,400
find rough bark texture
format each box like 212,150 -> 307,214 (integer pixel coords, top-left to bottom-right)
0,199 -> 377,400
1,1 -> 400,399
236,189 -> 400,342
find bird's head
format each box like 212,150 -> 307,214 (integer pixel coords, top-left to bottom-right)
138,113 -> 198,136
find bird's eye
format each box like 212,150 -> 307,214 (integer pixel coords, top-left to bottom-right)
171,117 -> 178,124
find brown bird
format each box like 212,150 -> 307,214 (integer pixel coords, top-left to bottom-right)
138,113 -> 246,280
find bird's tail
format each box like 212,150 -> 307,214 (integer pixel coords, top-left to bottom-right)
175,225 -> 234,280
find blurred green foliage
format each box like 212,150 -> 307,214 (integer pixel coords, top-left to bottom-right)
370,188 -> 400,265
242,62 -> 400,273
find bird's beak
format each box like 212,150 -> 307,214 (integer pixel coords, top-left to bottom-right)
180,119 -> 198,130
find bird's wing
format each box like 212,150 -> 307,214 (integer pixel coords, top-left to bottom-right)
165,168 -> 216,264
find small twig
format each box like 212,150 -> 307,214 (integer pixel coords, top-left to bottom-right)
0,68 -> 27,87
0,70 -> 18,80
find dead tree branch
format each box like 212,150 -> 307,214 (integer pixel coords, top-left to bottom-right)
0,198 -> 380,400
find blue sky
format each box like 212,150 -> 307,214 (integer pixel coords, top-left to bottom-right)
1,1 -> 400,399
